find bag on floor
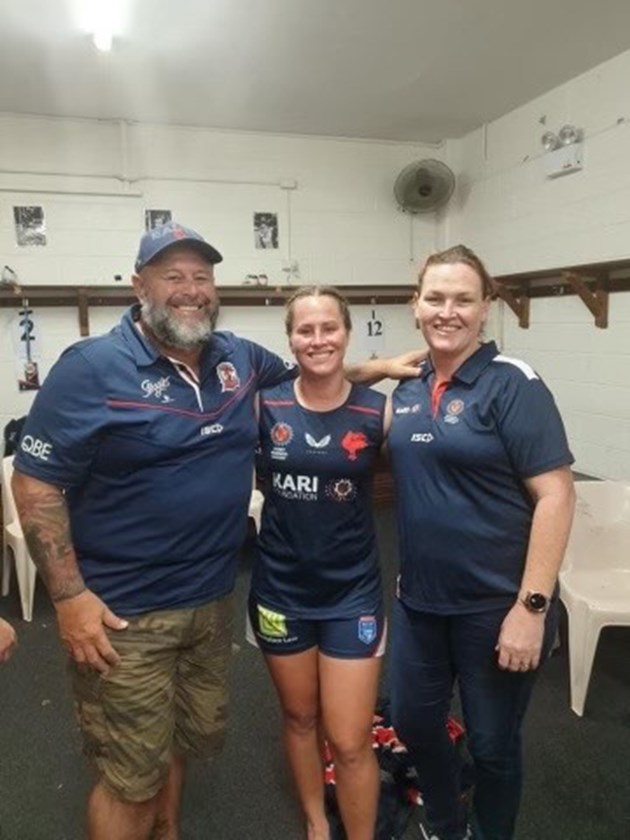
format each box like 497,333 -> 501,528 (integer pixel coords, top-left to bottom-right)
323,697 -> 466,840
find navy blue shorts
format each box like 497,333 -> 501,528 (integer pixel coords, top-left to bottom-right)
247,595 -> 386,658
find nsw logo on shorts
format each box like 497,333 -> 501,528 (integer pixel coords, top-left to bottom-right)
257,605 -> 288,638
357,615 -> 377,645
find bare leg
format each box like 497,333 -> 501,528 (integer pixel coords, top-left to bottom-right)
151,755 -> 186,840
264,648 -> 330,840
87,781 -> 157,840
319,654 -> 381,840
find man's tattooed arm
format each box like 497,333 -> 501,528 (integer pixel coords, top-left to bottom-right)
11,469 -> 127,672
11,471 -> 86,602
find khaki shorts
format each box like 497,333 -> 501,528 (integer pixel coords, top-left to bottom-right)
70,594 -> 234,802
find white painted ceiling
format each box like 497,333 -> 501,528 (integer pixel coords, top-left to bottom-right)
2,0 -> 630,142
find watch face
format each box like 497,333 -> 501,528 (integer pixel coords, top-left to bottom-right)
527,592 -> 548,612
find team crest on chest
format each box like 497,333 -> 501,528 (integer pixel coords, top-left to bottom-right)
216,362 -> 240,392
444,398 -> 464,425
341,431 -> 369,461
270,422 -> 294,447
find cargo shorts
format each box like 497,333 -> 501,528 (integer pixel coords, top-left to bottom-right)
70,594 -> 234,802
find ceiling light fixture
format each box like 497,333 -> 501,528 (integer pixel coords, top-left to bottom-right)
76,0 -> 128,53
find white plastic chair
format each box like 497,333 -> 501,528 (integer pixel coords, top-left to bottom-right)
559,480 -> 630,716
1,456 -> 38,622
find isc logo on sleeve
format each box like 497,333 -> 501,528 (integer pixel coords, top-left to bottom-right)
20,435 -> 53,461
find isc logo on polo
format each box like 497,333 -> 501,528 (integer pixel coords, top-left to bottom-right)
410,432 -> 434,443
21,435 -> 53,461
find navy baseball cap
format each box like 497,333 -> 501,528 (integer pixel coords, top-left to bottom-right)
135,221 -> 223,272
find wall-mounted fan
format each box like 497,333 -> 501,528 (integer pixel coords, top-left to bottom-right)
394,159 -> 455,213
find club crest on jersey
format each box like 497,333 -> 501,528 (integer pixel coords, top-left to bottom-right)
341,431 -> 368,461
358,616 -> 377,645
271,422 -> 294,447
444,398 -> 464,425
325,478 -> 357,503
305,433 -> 331,449
216,362 -> 240,392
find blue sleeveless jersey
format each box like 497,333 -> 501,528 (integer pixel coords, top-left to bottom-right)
252,380 -> 386,619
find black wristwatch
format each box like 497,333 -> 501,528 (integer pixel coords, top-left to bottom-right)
521,591 -> 550,614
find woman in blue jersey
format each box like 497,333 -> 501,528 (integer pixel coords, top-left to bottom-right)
249,286 -> 388,840
387,245 -> 575,840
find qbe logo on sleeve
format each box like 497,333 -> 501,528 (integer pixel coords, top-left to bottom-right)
20,435 -> 53,461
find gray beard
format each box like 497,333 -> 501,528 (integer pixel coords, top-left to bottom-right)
140,299 -> 218,351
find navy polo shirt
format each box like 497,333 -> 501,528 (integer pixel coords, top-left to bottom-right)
388,341 -> 573,614
14,306 -> 296,615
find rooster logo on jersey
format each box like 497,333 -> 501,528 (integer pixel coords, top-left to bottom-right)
216,362 -> 240,392
341,431 -> 368,461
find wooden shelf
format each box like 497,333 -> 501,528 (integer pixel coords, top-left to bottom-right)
2,256 -> 629,332
0,284 -> 415,335
494,258 -> 630,329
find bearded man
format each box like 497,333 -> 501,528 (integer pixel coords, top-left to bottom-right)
11,222 -> 419,840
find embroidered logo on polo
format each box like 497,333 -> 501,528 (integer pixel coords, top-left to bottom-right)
341,431 -> 368,461
358,616 -> 377,645
395,403 -> 421,415
200,423 -> 224,436
216,362 -> 240,392
325,478 -> 357,503
444,398 -> 464,425
270,422 -> 294,461
141,376 -> 174,403
272,471 -> 318,500
410,432 -> 434,443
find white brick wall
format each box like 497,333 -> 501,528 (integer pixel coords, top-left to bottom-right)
0,115 -> 439,288
445,48 -> 630,479
0,116 -> 435,433
4,44 -> 630,479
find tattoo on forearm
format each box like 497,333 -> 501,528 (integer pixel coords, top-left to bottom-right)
16,485 -> 86,602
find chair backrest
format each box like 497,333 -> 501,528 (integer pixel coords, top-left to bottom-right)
574,480 -> 630,524
1,455 -> 18,525
563,480 -> 630,573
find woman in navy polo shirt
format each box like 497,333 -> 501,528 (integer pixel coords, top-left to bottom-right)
249,286 -> 388,840
387,245 -> 575,840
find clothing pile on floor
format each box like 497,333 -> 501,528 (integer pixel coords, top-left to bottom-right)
324,699 -> 467,840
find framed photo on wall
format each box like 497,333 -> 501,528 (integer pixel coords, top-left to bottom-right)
145,209 -> 172,230
13,206 -> 46,247
253,212 -> 279,249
